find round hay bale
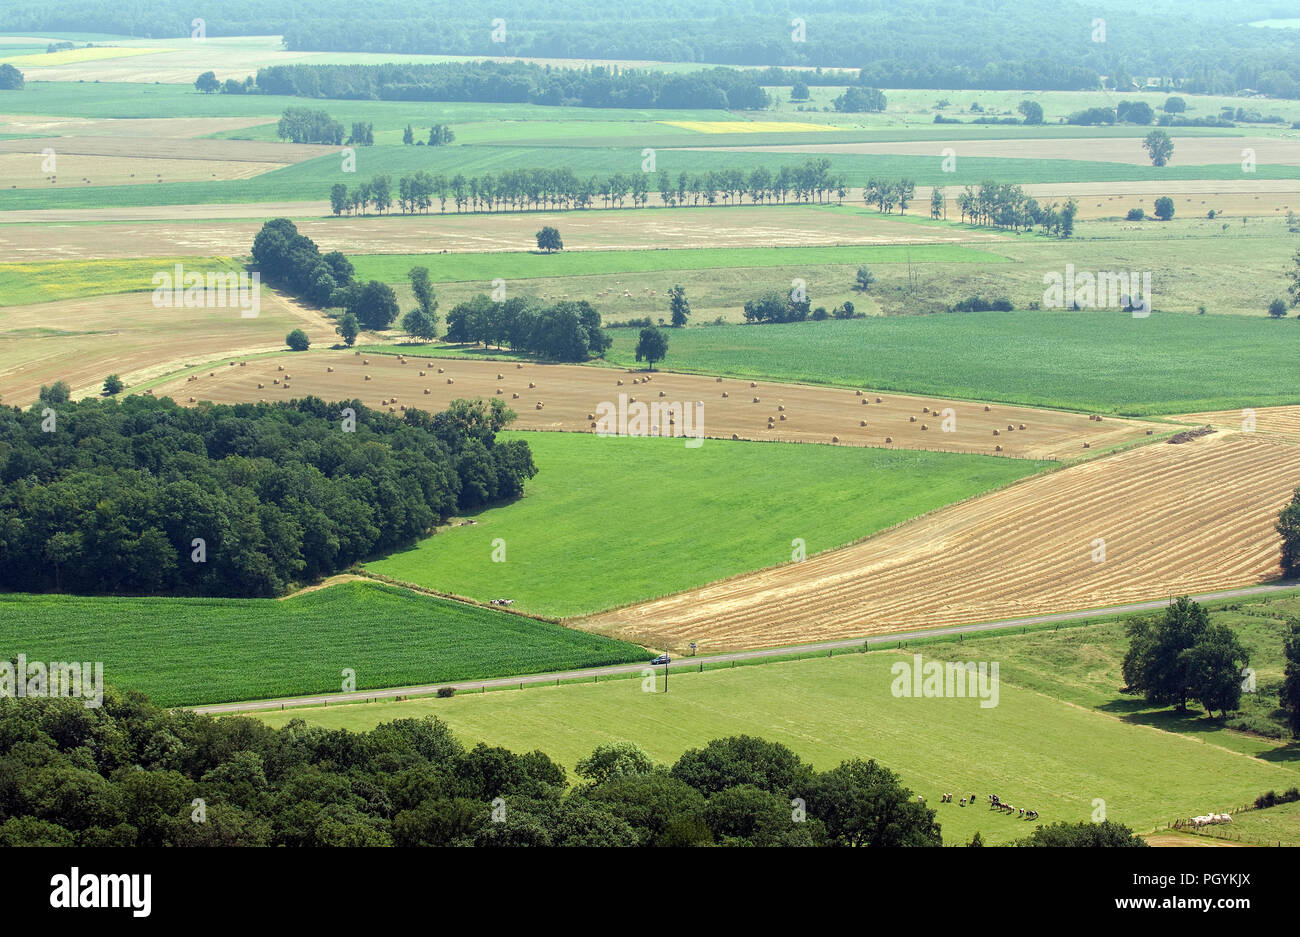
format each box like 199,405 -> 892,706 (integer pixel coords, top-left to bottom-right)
1007,424 -> 1014,431
497,374 -> 504,380
984,405 -> 991,412
257,383 -> 264,389
855,390 -> 863,396
659,391 -> 666,397
419,370 -> 426,376
327,366 -> 335,373
995,445 -> 1002,452
590,421 -> 597,429
1018,423 -> 1026,431
875,397 -> 882,404
447,378 -> 454,384
273,378 -> 280,385
536,402 -> 544,410
1083,442 -> 1091,448
229,362 -> 235,367
364,375 -> 372,381
909,416 -> 917,423
731,433 -> 739,440
749,382 -> 757,388
354,351 -> 360,356
752,396 -> 760,403
617,380 -> 624,386
529,382 -> 536,389
363,359 -> 369,365
993,429 -> 999,435
922,406 -> 929,414
861,398 -> 868,405
721,392 -> 729,398
277,365 -> 284,372
188,396 -> 196,403
586,413 -> 595,421
716,377 -> 723,383
831,435 -> 839,443
777,404 -> 785,411
860,420 -> 867,427
779,414 -> 787,421
209,372 -> 215,377
512,393 -> 519,399
884,436 -> 892,444
496,388 -> 503,395
437,367 -> 445,374
516,363 -> 523,369
1146,429 -> 1153,435
389,406 -> 395,412
921,424 -> 928,430
423,388 -> 431,394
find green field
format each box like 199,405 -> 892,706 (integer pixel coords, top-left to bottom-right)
348,243 -> 1003,285
367,431 -> 1050,619
252,645 -> 1299,845
0,256 -> 245,307
0,580 -> 647,707
602,310 -> 1300,415
1196,799 -> 1300,845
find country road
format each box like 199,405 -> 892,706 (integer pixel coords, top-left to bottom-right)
189,581 -> 1299,715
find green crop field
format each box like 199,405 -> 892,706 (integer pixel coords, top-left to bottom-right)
348,243 -> 1003,285
0,256 -> 246,306
367,431 -> 1049,619
0,580 -> 648,707
602,310 -> 1300,415
253,642 -> 1299,845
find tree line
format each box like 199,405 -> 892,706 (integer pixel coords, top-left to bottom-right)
329,160 -> 851,217
0,395 -> 535,597
950,182 -> 1078,237
251,61 -> 769,110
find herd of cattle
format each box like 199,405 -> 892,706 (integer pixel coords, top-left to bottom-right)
921,792 -> 1041,821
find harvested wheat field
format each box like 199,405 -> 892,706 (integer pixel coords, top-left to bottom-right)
0,203 -> 1005,262
153,350 -> 1160,459
579,432 -> 1300,651
1178,405 -> 1300,442
0,152 -> 286,187
0,290 -> 335,405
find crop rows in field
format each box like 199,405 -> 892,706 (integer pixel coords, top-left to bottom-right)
582,433 -> 1300,650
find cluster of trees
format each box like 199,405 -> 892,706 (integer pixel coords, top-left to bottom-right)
742,290 -> 812,324
863,177 -> 917,214
0,64 -> 24,90
1121,597 -> 1250,718
0,687 -> 955,848
251,217 -> 356,306
442,295 -> 610,362
251,61 -> 769,109
953,182 -> 1078,236
832,86 -> 886,112
0,395 -> 535,597
195,70 -> 254,95
275,107 -> 345,144
328,160 -> 851,217
405,123 -> 454,146
1280,487 -> 1300,579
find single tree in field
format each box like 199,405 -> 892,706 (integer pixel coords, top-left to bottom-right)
336,312 -> 360,347
668,284 -> 690,327
854,265 -> 875,291
1279,487 -> 1300,578
329,183 -> 349,216
102,374 -> 124,396
401,308 -> 438,341
1269,298 -> 1288,318
536,226 -> 563,253
1153,196 -> 1175,221
408,266 -> 438,328
1017,100 -> 1044,124
1182,623 -> 1249,718
1143,129 -> 1174,166
402,124 -> 414,145
791,80 -> 810,101
930,186 -> 945,220
635,327 -> 668,371
286,329 -> 311,351
1121,596 -> 1210,711
1281,618 -> 1300,736
194,71 -> 220,94
1163,96 -> 1186,114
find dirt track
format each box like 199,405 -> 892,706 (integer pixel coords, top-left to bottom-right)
152,350 -> 1160,460
579,432 -> 1300,650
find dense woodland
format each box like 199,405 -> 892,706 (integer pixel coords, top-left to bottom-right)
255,62 -> 769,109
0,395 -> 535,597
0,691 -> 1151,847
3,0 -> 1300,94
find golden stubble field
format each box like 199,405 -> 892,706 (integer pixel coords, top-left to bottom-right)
152,349 -> 1161,460
0,289 -> 335,404
579,431 -> 1300,650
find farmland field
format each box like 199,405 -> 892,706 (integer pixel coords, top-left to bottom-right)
367,430 -> 1050,618
152,351 -> 1158,458
582,433 -> 1300,650
602,311 -> 1300,415
0,580 -> 648,707
252,645 -> 1300,845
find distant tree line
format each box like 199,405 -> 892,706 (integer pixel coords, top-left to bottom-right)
250,62 -> 769,109
276,106 -> 345,144
8,1 -> 1300,96
328,160 -> 850,217
953,182 -> 1077,237
0,395 -> 536,597
442,295 -> 611,362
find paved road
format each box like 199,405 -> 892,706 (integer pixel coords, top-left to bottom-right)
190,581 -> 1299,715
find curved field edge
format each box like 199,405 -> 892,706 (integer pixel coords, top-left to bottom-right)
0,580 -> 648,708
365,431 -> 1051,619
